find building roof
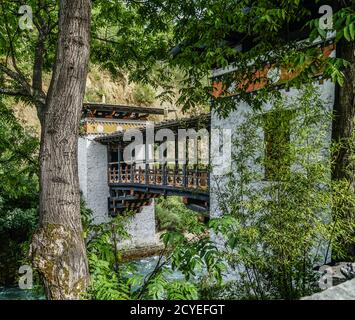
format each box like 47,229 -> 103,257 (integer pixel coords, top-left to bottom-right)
82,102 -> 171,120
95,113 -> 211,144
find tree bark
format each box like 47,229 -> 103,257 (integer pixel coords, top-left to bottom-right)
332,38 -> 355,259
30,0 -> 92,300
332,39 -> 355,184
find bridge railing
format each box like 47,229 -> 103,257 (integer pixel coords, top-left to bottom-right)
108,162 -> 209,190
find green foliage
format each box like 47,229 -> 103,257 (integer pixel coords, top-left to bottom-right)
0,0 -> 352,300
0,205 -> 37,285
138,202 -> 225,299
0,1 -> 59,102
80,197 -> 94,240
81,197 -> 224,300
0,99 -> 39,285
124,1 -> 354,112
0,205 -> 37,235
210,86 -> 355,300
310,6 -> 355,42
155,196 -> 203,232
137,232 -> 224,300
328,171 -> 355,261
87,254 -> 132,300
165,281 -> 199,300
0,100 -> 39,200
2,1 -> 353,114
132,83 -> 156,106
83,207 -> 136,300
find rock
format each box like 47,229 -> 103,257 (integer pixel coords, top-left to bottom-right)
319,262 -> 355,286
340,263 -> 355,279
303,278 -> 355,300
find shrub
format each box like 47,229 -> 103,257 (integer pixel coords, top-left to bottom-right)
211,86 -> 355,299
0,100 -> 39,285
133,83 -> 156,106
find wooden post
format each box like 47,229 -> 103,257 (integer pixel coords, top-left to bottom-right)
195,137 -> 199,189
174,133 -> 179,187
145,136 -> 149,185
154,165 -> 157,185
130,158 -> 134,183
107,144 -> 111,183
117,143 -> 122,183
163,162 -> 167,186
183,138 -> 188,188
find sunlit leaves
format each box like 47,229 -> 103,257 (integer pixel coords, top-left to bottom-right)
324,57 -> 350,87
0,98 -> 39,286
334,7 -> 355,42
0,99 -> 38,200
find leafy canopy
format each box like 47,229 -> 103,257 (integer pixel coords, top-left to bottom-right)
1,1 -> 353,114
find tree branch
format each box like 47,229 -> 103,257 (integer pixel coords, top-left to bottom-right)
32,34 -> 46,98
0,1 -> 28,85
0,62 -> 32,94
0,1 -> 47,109
0,87 -> 30,97
0,62 -> 45,108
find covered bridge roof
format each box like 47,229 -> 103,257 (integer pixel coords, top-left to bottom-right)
95,113 -> 211,144
82,102 -> 172,120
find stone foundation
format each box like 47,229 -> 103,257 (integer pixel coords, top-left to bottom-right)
118,201 -> 158,250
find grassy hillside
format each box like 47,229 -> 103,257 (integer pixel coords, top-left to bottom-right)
11,64 -> 209,134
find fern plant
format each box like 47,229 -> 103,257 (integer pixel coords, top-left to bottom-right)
81,198 -> 225,300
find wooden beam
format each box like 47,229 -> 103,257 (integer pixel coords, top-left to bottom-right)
83,102 -> 167,115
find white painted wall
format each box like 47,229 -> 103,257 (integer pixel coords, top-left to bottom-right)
118,200 -> 158,249
210,79 -> 336,266
78,136 -> 110,224
210,79 -> 335,215
78,136 -> 157,248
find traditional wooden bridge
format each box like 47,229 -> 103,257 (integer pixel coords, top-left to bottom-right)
95,114 -> 211,216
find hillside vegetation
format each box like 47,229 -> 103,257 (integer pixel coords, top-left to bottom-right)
11,64 -> 208,134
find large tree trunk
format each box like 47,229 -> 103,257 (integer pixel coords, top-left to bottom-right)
332,39 -> 355,184
31,0 -> 92,300
332,38 -> 355,258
